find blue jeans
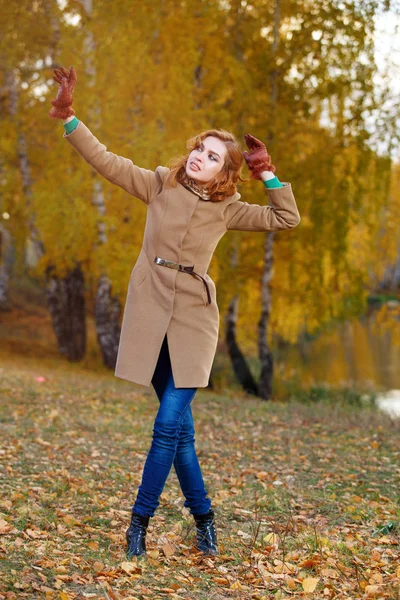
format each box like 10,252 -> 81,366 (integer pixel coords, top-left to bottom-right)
132,334 -> 212,518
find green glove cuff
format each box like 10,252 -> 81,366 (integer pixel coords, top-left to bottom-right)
63,117 -> 80,135
263,175 -> 283,189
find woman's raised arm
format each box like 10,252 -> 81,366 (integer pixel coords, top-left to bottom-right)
223,133 -> 301,231
49,66 -> 164,205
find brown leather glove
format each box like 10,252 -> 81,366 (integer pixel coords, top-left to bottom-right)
49,66 -> 77,119
243,133 -> 276,180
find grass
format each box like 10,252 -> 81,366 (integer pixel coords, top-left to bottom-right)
1,354 -> 399,599
0,292 -> 399,599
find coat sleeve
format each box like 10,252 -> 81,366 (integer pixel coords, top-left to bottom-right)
224,183 -> 301,231
63,120 -> 164,204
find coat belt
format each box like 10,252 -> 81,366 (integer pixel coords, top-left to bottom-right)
154,256 -> 212,305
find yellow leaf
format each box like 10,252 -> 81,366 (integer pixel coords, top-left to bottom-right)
371,549 -> 381,562
377,535 -> 392,544
359,580 -> 367,591
263,532 -> 278,545
273,559 -> 296,574
59,593 -> 71,600
161,540 -> 176,557
302,577 -> 319,593
120,561 -> 137,575
62,515 -> 79,527
87,541 -> 99,550
230,580 -> 244,590
286,576 -> 296,590
369,572 -> 383,585
214,577 -> 229,585
365,585 -> 381,597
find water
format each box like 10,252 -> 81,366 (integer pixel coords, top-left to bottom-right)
275,302 -> 400,417
375,389 -> 400,417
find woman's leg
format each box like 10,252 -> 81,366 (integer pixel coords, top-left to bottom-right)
132,336 -> 199,517
132,335 -> 211,517
151,336 -> 211,515
173,404 -> 212,516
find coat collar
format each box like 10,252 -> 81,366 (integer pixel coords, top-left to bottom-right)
178,172 -> 211,201
177,180 -> 240,205
160,167 -> 241,204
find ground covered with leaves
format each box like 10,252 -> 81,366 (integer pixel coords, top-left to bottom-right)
0,355 -> 399,599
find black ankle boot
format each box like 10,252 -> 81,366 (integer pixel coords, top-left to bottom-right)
193,509 -> 218,556
126,511 -> 150,558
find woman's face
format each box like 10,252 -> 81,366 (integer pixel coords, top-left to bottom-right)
185,136 -> 227,184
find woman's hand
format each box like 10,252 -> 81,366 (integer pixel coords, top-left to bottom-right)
243,133 -> 276,180
49,66 -> 77,119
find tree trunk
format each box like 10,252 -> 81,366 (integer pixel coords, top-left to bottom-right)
0,155 -> 13,311
258,231 -> 275,400
377,240 -> 400,291
95,274 -> 121,368
45,264 -> 86,361
5,68 -> 44,268
0,225 -> 13,311
8,65 -> 86,357
225,295 -> 259,395
257,0 -> 281,400
82,0 -> 122,368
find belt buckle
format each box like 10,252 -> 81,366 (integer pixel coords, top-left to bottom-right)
154,255 -> 211,304
154,256 -> 179,270
155,256 -> 195,274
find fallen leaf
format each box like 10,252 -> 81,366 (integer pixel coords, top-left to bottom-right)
369,572 -> 383,585
273,559 -> 296,574
120,561 -> 137,575
302,577 -> 319,593
286,576 -> 296,590
0,519 -> 13,535
263,532 -> 278,545
257,560 -> 271,584
26,528 -> 41,539
214,577 -> 230,585
299,558 -> 319,568
371,549 -> 381,562
365,585 -> 381,597
161,540 -> 176,557
87,541 -> 99,550
230,580 -> 244,590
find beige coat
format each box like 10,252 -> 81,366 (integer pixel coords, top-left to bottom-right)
64,122 -> 301,388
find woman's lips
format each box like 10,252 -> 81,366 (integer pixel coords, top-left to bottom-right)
190,162 -> 201,171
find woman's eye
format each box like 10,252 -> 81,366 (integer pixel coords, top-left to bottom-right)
209,154 -> 217,161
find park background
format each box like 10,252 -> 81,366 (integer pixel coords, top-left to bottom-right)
1,1 -> 400,599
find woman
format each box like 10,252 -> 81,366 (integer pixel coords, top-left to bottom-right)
50,66 -> 301,558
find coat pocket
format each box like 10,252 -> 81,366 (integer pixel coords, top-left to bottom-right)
129,252 -> 151,290
202,274 -> 216,306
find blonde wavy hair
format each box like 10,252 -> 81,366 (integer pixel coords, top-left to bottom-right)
167,129 -> 246,202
